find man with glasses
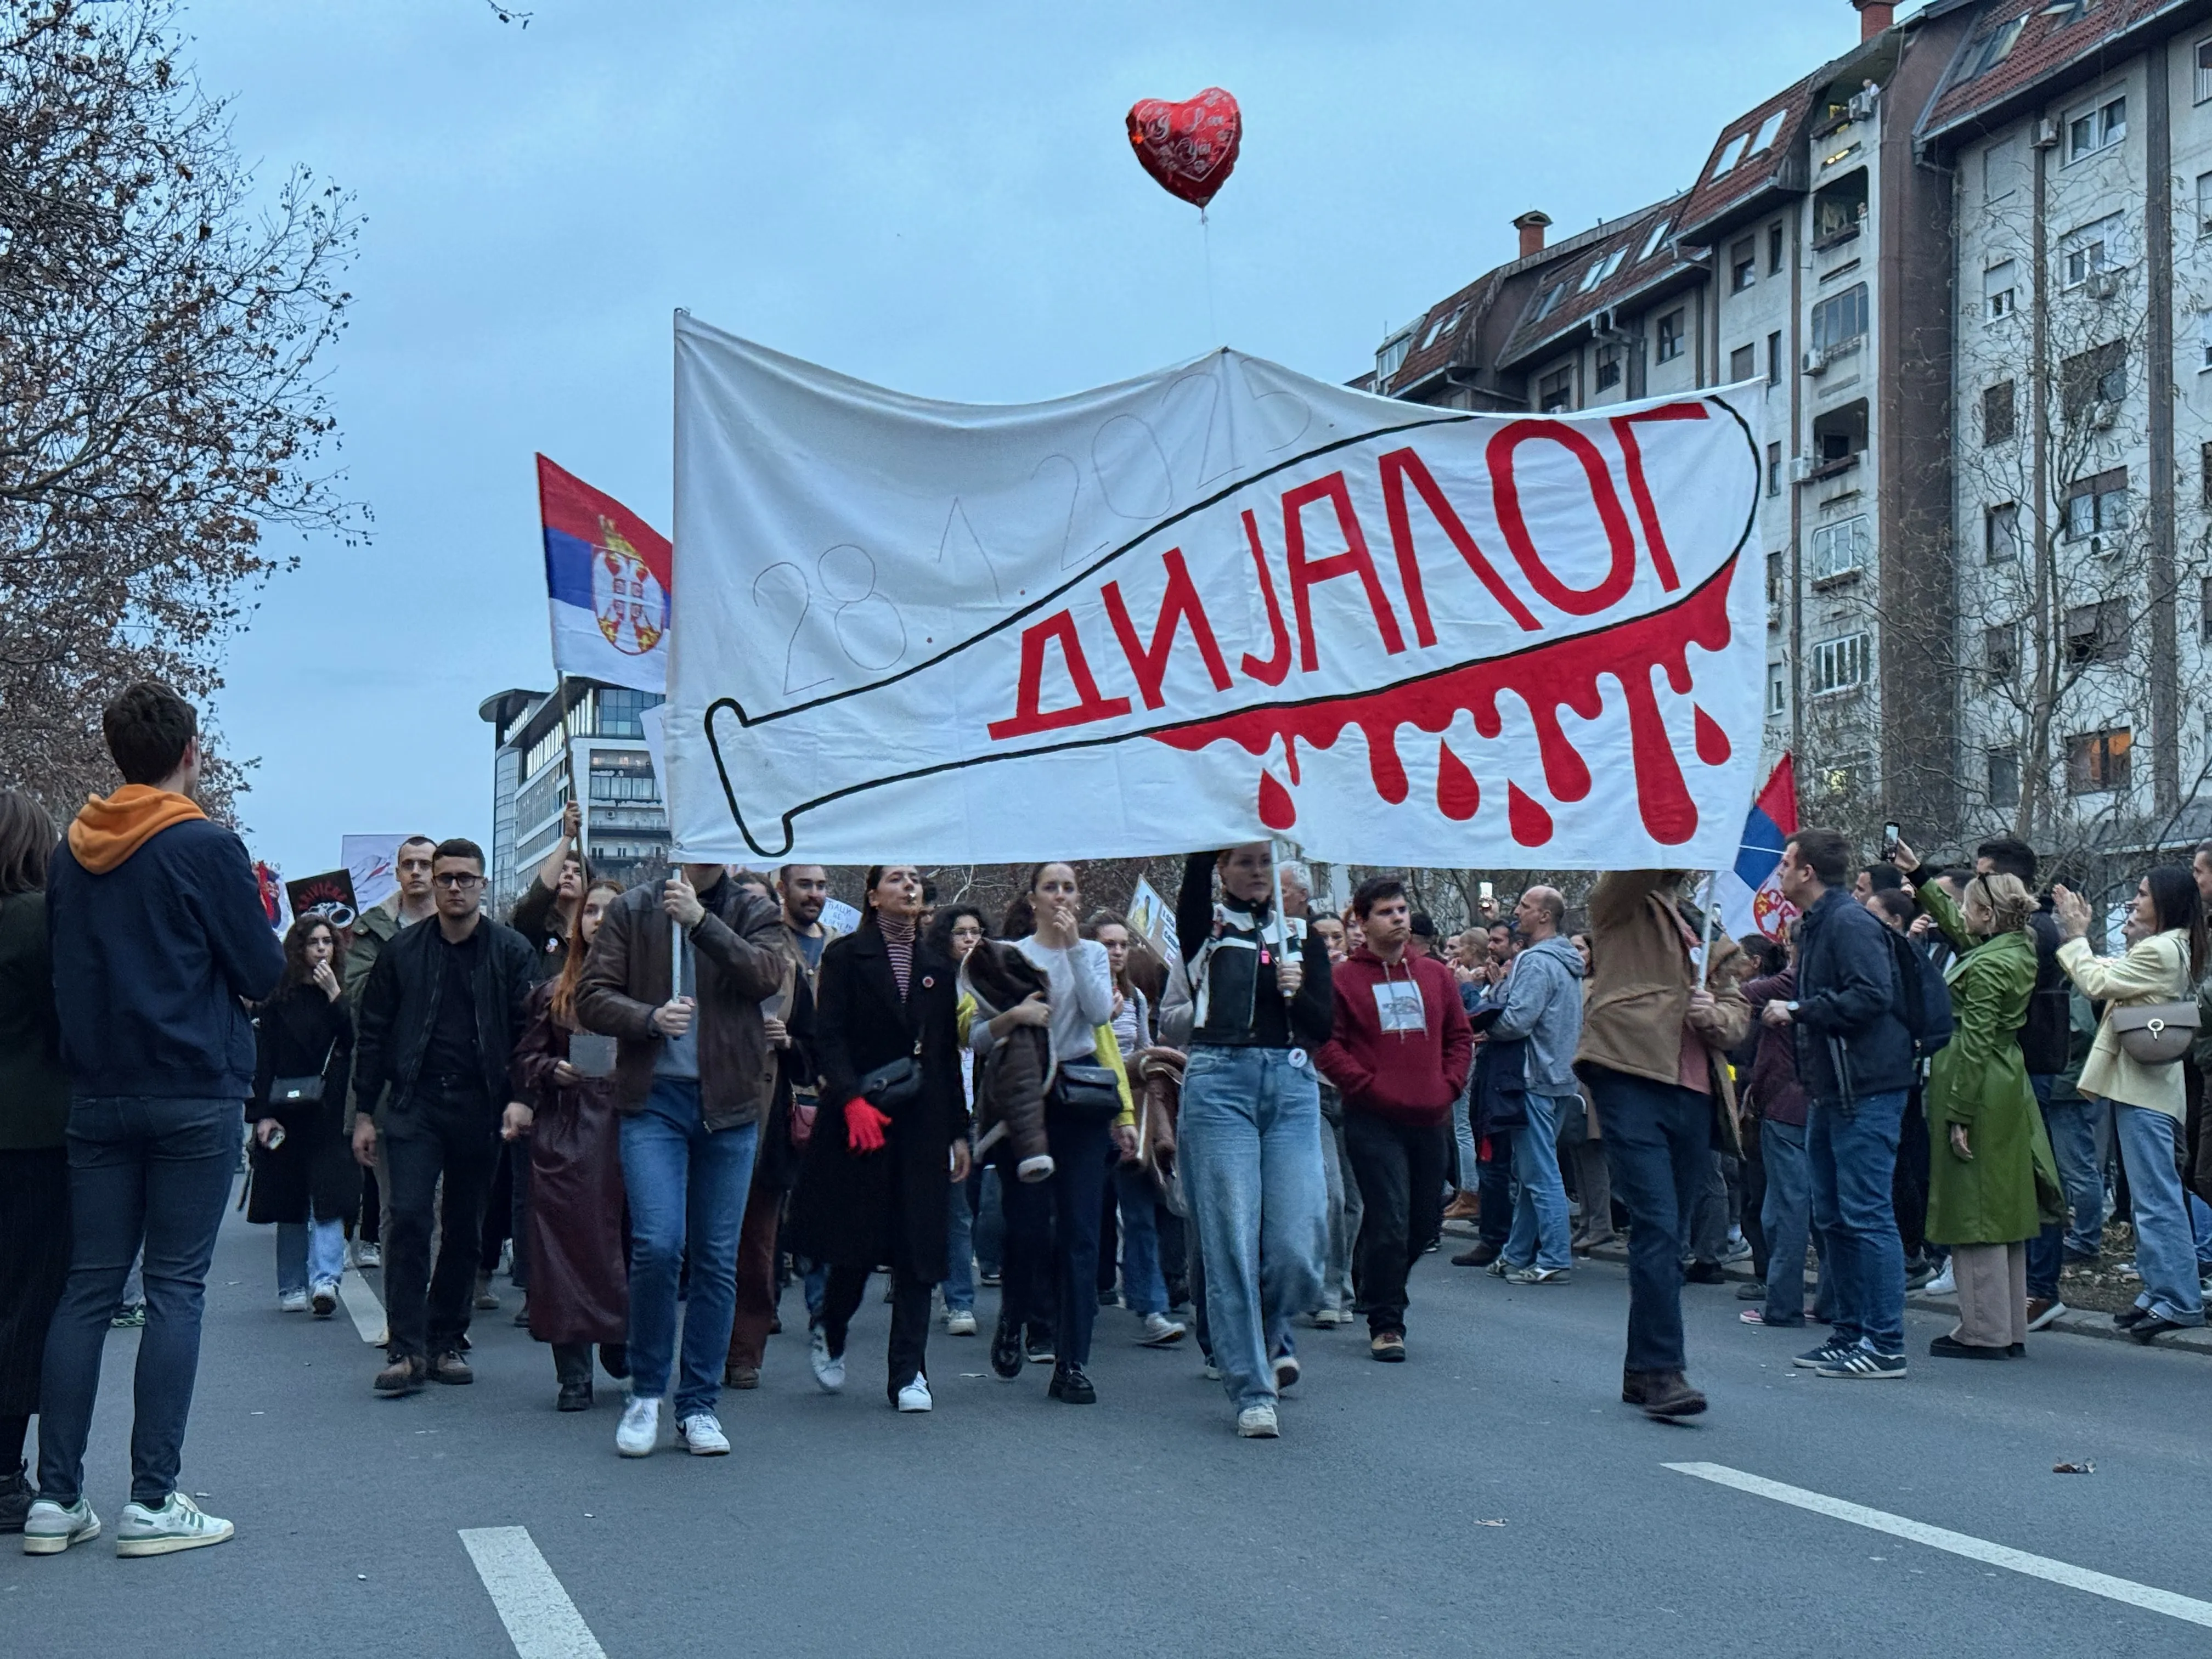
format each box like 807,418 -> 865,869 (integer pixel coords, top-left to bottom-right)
351,840 -> 537,1396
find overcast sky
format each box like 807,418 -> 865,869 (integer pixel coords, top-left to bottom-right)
189,0 -> 1868,879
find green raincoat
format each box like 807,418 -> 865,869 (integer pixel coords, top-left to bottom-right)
1917,883 -> 2063,1246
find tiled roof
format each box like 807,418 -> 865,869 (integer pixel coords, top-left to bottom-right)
1493,196 -> 1691,370
1376,270 -> 1499,397
1921,0 -> 2186,139
1673,72 -> 1826,239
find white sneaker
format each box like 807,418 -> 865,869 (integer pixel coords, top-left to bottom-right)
22,1497 -> 99,1555
809,1328 -> 845,1393
352,1240 -> 381,1269
1926,1263 -> 1957,1296
1139,1312 -> 1187,1346
944,1308 -> 978,1337
115,1493 -> 233,1557
1236,1403 -> 1280,1438
615,1396 -> 661,1458
675,1412 -> 729,1455
279,1288 -> 308,1313
1201,1358 -> 1222,1381
310,1281 -> 338,1318
895,1374 -> 933,1412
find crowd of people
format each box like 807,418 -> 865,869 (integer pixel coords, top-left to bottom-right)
5,682 -> 2212,1559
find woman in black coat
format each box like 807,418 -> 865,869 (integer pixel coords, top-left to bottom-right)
787,864 -> 968,1410
247,913 -> 358,1317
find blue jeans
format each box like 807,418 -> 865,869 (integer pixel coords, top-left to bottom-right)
1114,1163 -> 1169,1316
944,1174 -> 976,1313
38,1097 -> 242,1508
2189,1193 -> 2212,1268
973,1164 -> 1004,1279
2112,1105 -> 2206,1326
1759,1119 -> 1812,1324
1450,1080 -> 1479,1194
1505,1093 -> 1573,1271
1808,1089 -> 1908,1355
1178,1046 -> 1327,1409
277,1204 -> 347,1296
619,1079 -> 760,1416
2044,1092 -> 2107,1257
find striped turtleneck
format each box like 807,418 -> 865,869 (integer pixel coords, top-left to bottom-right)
877,911 -> 916,998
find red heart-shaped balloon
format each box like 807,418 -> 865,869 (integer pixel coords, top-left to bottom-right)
1126,87 -> 1242,210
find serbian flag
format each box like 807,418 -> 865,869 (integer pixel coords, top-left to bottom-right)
538,454 -> 671,694
1717,754 -> 1799,944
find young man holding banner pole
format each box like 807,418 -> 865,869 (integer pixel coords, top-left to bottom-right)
1174,843 -> 1334,1440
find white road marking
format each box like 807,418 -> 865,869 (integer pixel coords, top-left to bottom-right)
1667,1462 -> 2212,1628
460,1526 -> 608,1659
337,1275 -> 387,1346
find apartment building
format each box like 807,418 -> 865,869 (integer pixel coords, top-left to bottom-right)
1369,0 -> 2212,859
477,679 -> 668,916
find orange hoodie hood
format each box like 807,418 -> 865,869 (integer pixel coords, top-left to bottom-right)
68,785 -> 206,874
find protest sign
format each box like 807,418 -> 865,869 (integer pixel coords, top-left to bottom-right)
1126,875 -> 1177,961
667,317 -> 1765,868
343,834 -> 406,913
285,868 -> 360,929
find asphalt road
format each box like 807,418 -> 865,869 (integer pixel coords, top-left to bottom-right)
8,1191 -> 2211,1658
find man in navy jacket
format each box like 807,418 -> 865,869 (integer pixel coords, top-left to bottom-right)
29,684 -> 283,1561
1761,826 -> 1913,1381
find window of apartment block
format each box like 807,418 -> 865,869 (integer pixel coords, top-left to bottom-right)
1766,441 -> 1782,498
1595,344 -> 1621,391
1375,326 -> 1414,385
1984,259 -> 2017,320
1809,632 -> 1870,696
1768,331 -> 1783,385
2065,469 -> 2129,545
2202,574 -> 2212,641
1810,515 -> 1870,582
2062,212 -> 2128,285
2060,340 -> 2125,417
2198,173 -> 2212,236
1766,551 -> 1784,603
1729,343 -> 1757,382
2203,441 -> 2212,508
2200,310 -> 2212,371
2197,37 -> 2212,103
588,748 -> 659,803
1537,366 -> 1573,412
1988,748 -> 2021,808
2066,726 -> 2131,794
1531,285 -> 1566,323
1731,238 -> 1757,291
1984,623 -> 2019,679
1655,310 -> 1685,363
2066,93 -> 2126,163
1768,223 -> 1785,275
1813,168 -> 1868,245
1985,501 -> 2021,562
1811,283 -> 1869,353
1982,381 -> 2017,444
1982,136 -> 2021,202
1767,663 -> 1788,716
2064,600 -> 2126,665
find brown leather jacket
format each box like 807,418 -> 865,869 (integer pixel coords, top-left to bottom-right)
576,874 -> 791,1132
1574,870 -> 1750,1154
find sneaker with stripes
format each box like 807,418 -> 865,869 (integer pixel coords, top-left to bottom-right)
1814,1342 -> 1908,1380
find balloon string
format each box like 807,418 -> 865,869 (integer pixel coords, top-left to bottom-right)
1201,209 -> 1219,347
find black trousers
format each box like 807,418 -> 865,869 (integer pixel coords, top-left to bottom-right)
1892,1087 -> 1931,1262
995,1110 -> 1115,1368
1477,1131 -> 1515,1249
1344,1113 -> 1450,1335
820,1263 -> 931,1400
381,1088 -> 499,1361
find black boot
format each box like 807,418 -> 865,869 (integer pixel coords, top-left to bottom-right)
554,1344 -> 593,1410
0,1460 -> 31,1533
990,1313 -> 1023,1380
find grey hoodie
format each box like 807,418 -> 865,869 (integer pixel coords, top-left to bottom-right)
1488,935 -> 1588,1094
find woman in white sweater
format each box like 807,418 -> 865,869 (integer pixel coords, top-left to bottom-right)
2052,867 -> 2208,1341
973,864 -> 1131,1403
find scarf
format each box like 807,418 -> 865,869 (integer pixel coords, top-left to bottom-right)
878,912 -> 916,999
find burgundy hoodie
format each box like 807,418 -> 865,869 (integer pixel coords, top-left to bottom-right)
1316,947 -> 1475,1126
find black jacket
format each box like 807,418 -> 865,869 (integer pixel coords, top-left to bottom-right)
1175,852 -> 1333,1050
786,921 -> 966,1280
246,981 -> 359,1226
1792,887 -> 1914,1105
2019,909 -> 2070,1076
353,916 -> 538,1117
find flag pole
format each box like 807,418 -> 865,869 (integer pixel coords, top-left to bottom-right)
1699,871 -> 1720,989
1270,837 -> 1294,1001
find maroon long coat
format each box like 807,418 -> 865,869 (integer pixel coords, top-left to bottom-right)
513,983 -> 627,1345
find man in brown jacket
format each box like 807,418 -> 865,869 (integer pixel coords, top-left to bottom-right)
1575,870 -> 1748,1421
578,865 -> 788,1461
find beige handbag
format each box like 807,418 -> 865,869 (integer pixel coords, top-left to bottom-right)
2109,1001 -> 2200,1066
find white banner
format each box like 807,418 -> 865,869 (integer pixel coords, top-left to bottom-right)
342,834 -> 406,913
668,315 -> 1765,868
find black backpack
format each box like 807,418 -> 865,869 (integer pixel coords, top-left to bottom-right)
1886,927 -> 1954,1060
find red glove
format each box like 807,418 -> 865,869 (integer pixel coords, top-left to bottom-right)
845,1098 -> 890,1154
